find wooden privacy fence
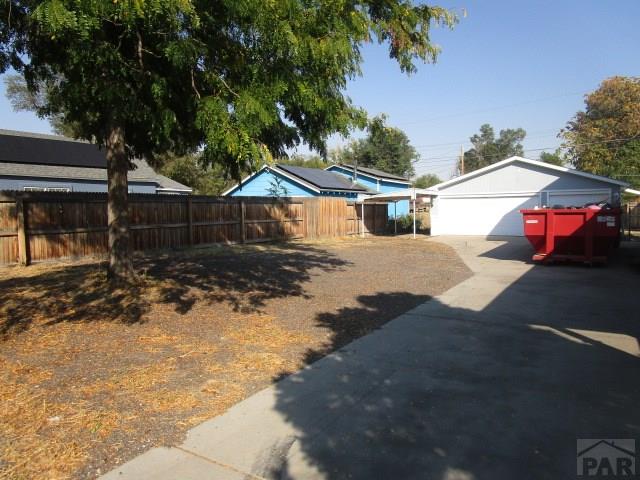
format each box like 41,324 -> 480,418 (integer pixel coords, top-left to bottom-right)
0,192 -> 388,266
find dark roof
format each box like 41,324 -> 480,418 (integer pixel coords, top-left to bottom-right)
0,129 -> 107,168
331,163 -> 410,182
276,164 -> 369,192
0,130 -> 191,191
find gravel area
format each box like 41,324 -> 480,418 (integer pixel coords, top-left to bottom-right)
0,236 -> 472,479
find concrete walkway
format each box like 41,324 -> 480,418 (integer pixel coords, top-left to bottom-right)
102,237 -> 640,480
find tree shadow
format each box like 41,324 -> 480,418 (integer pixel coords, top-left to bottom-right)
0,242 -> 350,337
261,247 -> 640,480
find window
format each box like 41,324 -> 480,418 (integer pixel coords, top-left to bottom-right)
23,186 -> 72,193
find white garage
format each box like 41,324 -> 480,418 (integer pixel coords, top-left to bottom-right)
429,156 -> 627,237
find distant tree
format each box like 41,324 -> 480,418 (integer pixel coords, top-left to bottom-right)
3,74 -> 79,137
460,124 -> 526,173
336,115 -> 418,178
158,155 -> 234,196
1,1 -> 456,282
539,149 -> 565,166
267,177 -> 289,198
413,173 -> 441,188
277,154 -> 328,170
562,76 -> 640,187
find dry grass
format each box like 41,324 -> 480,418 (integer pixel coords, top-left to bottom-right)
0,237 -> 471,479
0,310 -> 313,480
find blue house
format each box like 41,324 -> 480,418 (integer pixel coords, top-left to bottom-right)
223,164 -> 370,199
224,163 -> 412,217
325,164 -> 411,216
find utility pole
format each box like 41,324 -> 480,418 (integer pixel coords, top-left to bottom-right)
459,145 -> 465,175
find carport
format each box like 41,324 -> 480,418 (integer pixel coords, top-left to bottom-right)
359,188 -> 438,238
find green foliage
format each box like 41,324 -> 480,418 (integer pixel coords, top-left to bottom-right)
335,114 -> 418,177
266,176 -> 289,198
562,76 -> 640,188
3,73 -> 80,137
2,0 -> 457,179
388,213 -> 422,233
461,124 -> 526,173
277,154 -> 328,170
413,173 -> 441,188
158,154 -> 233,196
539,149 -> 565,166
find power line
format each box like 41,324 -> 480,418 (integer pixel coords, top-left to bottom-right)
395,92 -> 584,127
413,136 -> 640,165
411,129 -> 560,151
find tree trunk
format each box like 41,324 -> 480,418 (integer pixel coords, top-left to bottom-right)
106,125 -> 136,283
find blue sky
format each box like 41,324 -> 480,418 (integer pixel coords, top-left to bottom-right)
1,0 -> 638,179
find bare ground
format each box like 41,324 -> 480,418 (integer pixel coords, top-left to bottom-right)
0,236 -> 472,480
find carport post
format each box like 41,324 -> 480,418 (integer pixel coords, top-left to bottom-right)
394,202 -> 397,235
412,198 -> 416,239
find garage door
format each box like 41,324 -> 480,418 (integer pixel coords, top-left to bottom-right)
433,194 -> 540,236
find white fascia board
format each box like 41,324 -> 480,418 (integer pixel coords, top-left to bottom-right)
221,165 -> 269,196
432,156 -> 629,191
156,187 -> 193,193
625,188 -> 640,196
221,165 -> 322,196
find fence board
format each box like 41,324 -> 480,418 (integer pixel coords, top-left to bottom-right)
0,192 -> 387,265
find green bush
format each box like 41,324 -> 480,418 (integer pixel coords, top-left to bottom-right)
387,214 -> 422,233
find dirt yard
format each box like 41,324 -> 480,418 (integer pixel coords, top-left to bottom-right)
0,236 -> 471,480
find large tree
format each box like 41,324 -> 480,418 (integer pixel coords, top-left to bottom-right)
1,1 -> 456,282
539,149 -> 565,166
336,114 -> 418,178
413,173 -> 441,188
460,124 -> 526,173
562,76 -> 640,187
159,154 -> 234,196
3,73 -> 79,137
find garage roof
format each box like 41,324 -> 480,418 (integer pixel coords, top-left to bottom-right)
432,156 -> 629,190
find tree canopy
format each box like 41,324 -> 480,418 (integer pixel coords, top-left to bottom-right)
1,0 -> 456,281
461,124 -> 526,173
413,173 -> 441,188
277,153 -> 328,170
334,114 -> 418,178
562,76 -> 640,187
158,154 -> 234,196
539,149 -> 565,166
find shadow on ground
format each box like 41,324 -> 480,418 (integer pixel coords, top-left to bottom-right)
0,243 -> 349,336
267,243 -> 640,480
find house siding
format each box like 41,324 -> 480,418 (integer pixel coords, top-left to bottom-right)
228,169 -> 317,197
0,176 -> 157,193
327,165 -> 411,216
227,168 -> 359,199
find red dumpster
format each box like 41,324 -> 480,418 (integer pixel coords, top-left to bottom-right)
520,207 -> 621,264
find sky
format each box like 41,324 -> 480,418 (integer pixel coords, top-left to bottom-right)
0,0 -> 639,180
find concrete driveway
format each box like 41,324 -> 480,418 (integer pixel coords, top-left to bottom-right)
103,237 -> 640,480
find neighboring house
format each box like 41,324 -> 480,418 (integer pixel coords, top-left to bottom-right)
223,164 -> 370,199
428,156 -> 628,236
0,130 -> 192,194
326,163 -> 411,216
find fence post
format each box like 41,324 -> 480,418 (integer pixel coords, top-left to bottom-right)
16,194 -> 29,266
187,196 -> 194,245
240,199 -> 246,243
